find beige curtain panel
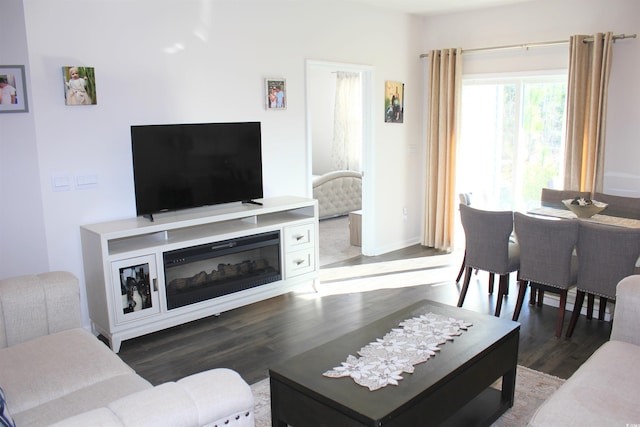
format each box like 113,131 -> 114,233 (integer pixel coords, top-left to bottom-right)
423,48 -> 462,251
564,32 -> 614,193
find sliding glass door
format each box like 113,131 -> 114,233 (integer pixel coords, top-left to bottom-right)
456,73 -> 567,212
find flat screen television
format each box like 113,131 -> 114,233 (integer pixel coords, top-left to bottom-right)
131,121 -> 263,219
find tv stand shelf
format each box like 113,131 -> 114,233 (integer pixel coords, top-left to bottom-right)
81,196 -> 319,352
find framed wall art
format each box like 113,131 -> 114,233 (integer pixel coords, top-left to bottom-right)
62,66 -> 97,105
0,65 -> 28,113
265,78 -> 286,110
384,80 -> 404,123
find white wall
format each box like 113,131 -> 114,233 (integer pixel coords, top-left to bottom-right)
421,0 -> 640,196
3,0 -> 424,326
0,0 -> 49,278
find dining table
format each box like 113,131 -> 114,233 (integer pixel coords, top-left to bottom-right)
527,206 -> 640,229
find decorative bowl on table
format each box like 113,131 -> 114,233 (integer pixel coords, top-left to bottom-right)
562,198 -> 608,218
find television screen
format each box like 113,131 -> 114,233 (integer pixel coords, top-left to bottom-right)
131,122 -> 263,218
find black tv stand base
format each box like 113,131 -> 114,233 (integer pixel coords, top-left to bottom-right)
242,199 -> 263,206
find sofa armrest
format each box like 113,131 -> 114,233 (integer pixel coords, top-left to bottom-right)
0,271 -> 81,348
48,368 -> 255,427
610,275 -> 640,346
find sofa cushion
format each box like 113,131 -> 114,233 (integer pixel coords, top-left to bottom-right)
48,408 -> 126,427
12,374 -> 150,427
529,340 -> 640,426
0,271 -> 81,349
0,328 -> 150,416
0,386 -> 16,427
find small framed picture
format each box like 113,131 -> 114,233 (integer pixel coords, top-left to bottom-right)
0,65 -> 28,113
384,81 -> 404,123
265,78 -> 286,110
62,66 -> 97,105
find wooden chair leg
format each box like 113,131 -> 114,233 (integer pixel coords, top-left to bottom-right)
598,297 -> 608,320
586,294 -> 595,319
488,273 -> 495,294
494,274 -> 509,317
556,290 -> 568,338
512,280 -> 528,321
566,290 -> 586,338
529,287 -> 537,305
455,252 -> 466,282
457,267 -> 473,307
536,290 -> 544,306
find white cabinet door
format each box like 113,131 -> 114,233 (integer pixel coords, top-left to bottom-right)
111,255 -> 160,324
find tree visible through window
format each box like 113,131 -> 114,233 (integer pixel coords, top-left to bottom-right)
456,73 -> 567,212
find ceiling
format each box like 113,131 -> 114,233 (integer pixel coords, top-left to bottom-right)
346,0 -> 536,16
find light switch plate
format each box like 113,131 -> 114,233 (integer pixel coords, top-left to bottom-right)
52,175 -> 71,192
76,174 -> 98,189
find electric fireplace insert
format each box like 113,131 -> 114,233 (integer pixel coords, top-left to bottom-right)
163,230 -> 281,310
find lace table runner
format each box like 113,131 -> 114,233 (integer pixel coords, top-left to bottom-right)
323,312 -> 473,391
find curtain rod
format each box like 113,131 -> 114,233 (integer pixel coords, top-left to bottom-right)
419,33 -> 637,58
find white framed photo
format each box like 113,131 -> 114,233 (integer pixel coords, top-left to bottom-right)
265,78 -> 286,110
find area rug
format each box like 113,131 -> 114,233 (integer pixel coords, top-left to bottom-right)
319,216 -> 361,266
250,365 -> 564,426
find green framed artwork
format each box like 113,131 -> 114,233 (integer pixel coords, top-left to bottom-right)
62,66 -> 97,105
385,80 -> 404,123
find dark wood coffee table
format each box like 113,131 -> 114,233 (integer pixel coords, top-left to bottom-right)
269,300 -> 520,426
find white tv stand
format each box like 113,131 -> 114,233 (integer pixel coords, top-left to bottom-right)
80,196 -> 318,352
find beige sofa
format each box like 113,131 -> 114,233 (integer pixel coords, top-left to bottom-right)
0,271 -> 255,427
529,274 -> 640,426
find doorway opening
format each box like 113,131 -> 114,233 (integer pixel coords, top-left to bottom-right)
305,60 -> 374,267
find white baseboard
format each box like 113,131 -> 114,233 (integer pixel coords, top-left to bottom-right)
541,288 -> 612,322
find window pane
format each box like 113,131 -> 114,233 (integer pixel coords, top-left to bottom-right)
457,75 -> 566,212
521,81 -> 567,208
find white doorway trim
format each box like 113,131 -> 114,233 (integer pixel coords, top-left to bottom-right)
305,59 -> 375,256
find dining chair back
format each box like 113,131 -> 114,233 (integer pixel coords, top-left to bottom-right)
513,213 -> 578,337
565,221 -> 640,337
457,204 -> 519,316
455,192 -> 473,283
540,188 -> 591,209
592,192 -> 640,219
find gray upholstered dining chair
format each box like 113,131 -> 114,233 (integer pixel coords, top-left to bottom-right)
540,188 -> 591,209
457,204 -> 520,317
592,191 -> 640,219
565,221 -> 640,337
512,212 -> 579,337
455,192 -> 473,283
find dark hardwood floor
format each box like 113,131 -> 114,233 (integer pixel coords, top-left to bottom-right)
117,245 -> 611,386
